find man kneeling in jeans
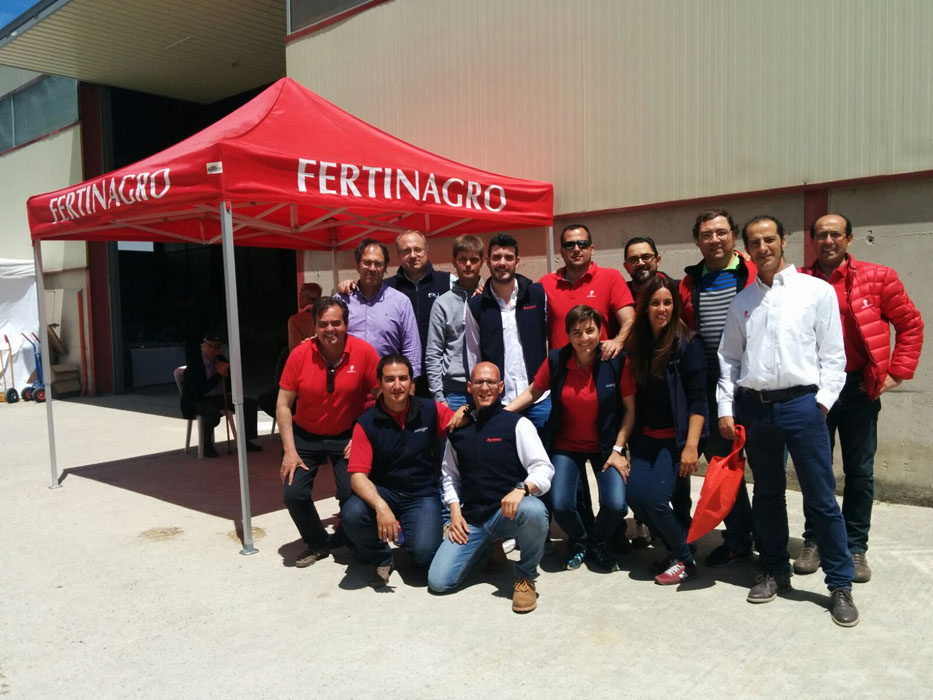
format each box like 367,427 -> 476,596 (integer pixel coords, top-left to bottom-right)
428,362 -> 554,613
342,354 -> 468,588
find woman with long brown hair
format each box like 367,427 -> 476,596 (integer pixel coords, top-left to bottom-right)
622,275 -> 708,584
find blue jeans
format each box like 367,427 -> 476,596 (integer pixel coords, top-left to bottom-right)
737,391 -> 853,590
444,391 -> 472,411
550,450 -> 627,546
628,434 -> 693,564
341,487 -> 443,566
428,496 -> 549,591
803,373 -> 880,554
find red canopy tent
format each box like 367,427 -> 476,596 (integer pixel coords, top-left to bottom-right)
26,77 -> 554,553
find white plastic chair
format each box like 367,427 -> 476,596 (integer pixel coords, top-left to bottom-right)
174,366 -> 237,458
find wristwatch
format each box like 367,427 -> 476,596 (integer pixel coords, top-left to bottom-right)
514,481 -> 530,496
612,445 -> 628,457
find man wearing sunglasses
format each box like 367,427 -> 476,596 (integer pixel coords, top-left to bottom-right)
277,297 -> 380,569
539,224 -> 635,360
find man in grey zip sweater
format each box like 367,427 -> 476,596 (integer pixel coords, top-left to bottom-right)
425,235 -> 485,410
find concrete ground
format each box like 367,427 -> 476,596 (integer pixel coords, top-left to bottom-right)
2,392 -> 932,699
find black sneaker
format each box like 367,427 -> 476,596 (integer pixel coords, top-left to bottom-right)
369,561 -> 393,588
747,572 -> 792,603
564,543 -> 586,571
705,544 -> 754,568
829,588 -> 860,627
588,541 -> 620,572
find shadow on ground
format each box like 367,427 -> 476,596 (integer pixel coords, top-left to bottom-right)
61,440 -> 340,539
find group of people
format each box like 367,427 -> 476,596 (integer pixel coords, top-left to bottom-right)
184,211 -> 923,627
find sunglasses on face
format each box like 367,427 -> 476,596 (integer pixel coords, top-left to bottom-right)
561,240 -> 592,250
326,365 -> 336,393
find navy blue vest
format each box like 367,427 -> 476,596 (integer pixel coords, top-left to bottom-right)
355,397 -> 440,497
467,274 -> 547,383
447,403 -> 527,524
385,263 -> 451,368
545,344 -> 627,463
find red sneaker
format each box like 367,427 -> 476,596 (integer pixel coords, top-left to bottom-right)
654,560 -> 698,586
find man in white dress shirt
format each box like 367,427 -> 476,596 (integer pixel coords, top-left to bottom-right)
717,215 -> 858,627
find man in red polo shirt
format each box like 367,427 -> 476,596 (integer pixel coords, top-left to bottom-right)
794,213 -> 924,583
277,296 -> 380,568
539,224 -> 634,357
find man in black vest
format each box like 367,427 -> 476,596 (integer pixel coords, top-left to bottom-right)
465,233 -> 550,431
427,362 -> 554,613
341,354 -> 468,588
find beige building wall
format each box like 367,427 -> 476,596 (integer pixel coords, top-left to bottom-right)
0,123 -> 90,379
287,0 -> 933,215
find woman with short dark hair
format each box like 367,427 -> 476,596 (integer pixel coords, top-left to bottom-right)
508,304 -> 635,572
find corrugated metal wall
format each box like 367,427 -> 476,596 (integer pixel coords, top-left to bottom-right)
287,0 -> 933,215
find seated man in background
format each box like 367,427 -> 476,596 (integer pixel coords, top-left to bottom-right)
181,332 -> 261,458
341,354 -> 468,588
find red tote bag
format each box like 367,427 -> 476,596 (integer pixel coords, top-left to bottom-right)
686,424 -> 747,544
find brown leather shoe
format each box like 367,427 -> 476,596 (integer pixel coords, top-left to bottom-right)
295,545 -> 329,568
512,578 -> 537,613
852,552 -> 872,583
793,540 -> 820,575
368,561 -> 393,588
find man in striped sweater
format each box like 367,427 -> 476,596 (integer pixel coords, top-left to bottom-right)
678,209 -> 758,567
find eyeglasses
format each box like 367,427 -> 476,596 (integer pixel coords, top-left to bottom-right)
470,379 -> 500,387
326,365 -> 336,393
698,229 -> 732,242
561,240 -> 592,250
625,253 -> 657,265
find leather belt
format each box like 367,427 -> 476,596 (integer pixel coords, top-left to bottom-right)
739,385 -> 818,403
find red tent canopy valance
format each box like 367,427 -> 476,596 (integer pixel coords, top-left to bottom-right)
27,78 -> 553,250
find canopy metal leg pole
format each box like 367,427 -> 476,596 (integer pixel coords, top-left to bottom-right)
330,228 -> 339,294
546,225 -> 555,274
34,242 -> 60,489
220,201 -> 257,555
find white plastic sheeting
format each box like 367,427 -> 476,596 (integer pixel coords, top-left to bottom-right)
0,258 -> 38,392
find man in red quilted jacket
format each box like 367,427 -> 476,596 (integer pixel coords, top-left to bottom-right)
794,214 -> 925,583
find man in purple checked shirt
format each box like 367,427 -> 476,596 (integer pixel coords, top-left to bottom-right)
337,238 -> 422,378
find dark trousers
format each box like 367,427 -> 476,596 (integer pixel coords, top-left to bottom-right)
628,434 -> 693,564
737,391 -> 853,590
701,395 -> 754,553
550,450 -> 627,546
282,429 -> 352,549
803,372 -> 880,554
193,394 -> 258,441
341,486 -> 443,566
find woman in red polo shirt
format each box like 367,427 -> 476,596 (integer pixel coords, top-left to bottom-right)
623,276 -> 708,585
507,304 -> 635,572
277,296 -> 380,568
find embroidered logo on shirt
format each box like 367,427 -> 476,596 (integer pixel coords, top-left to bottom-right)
486,437 -> 503,442
347,365 -> 357,373
523,304 -> 537,310
429,292 -> 439,299
744,310 -> 750,318
605,383 -> 616,388
587,290 -> 597,298
862,299 -> 871,308
414,427 -> 428,433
